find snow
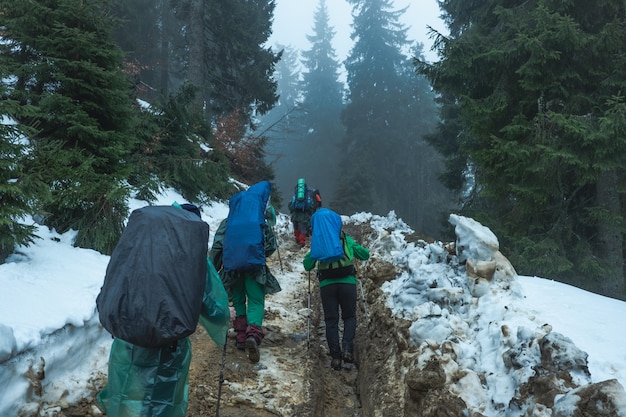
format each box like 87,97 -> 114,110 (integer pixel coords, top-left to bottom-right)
1,188 -> 626,416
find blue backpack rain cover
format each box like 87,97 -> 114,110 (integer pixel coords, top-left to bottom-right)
223,180 -> 271,272
310,208 -> 344,263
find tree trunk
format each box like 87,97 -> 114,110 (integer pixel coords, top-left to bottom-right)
596,169 -> 625,298
186,0 -> 205,105
159,0 -> 170,95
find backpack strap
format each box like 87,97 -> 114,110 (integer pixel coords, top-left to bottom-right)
317,233 -> 356,281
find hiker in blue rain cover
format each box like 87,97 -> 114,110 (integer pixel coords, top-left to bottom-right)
302,208 -> 369,370
210,180 -> 281,363
96,203 -> 230,417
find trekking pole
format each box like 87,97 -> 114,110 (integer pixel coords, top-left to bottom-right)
274,227 -> 284,273
215,331 -> 228,417
307,270 -> 311,350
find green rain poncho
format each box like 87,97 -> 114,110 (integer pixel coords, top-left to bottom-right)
97,260 -> 229,417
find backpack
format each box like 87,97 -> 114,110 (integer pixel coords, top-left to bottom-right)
316,234 -> 356,281
96,205 -> 209,348
310,208 -> 356,280
223,180 -> 271,272
310,208 -> 344,262
291,179 -> 321,212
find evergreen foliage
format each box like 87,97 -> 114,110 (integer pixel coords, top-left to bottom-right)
419,0 -> 626,298
297,0 -> 346,202
111,0 -> 182,100
0,88 -> 38,263
112,0 -> 282,197
0,0 -> 279,264
1,0 -> 137,255
129,84 -> 235,204
203,0 -> 280,119
257,44 -> 304,208
338,0 -> 452,237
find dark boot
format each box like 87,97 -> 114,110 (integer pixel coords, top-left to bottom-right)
342,341 -> 354,363
331,358 -> 342,370
246,325 -> 264,363
246,337 -> 260,363
233,315 -> 247,350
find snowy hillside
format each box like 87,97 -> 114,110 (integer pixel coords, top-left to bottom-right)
1,188 -> 626,416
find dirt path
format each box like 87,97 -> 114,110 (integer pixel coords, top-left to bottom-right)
62,237 -> 365,417
184,242 -> 364,417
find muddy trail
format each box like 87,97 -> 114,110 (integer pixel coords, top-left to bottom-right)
61,223 -> 391,417
183,243 -> 364,417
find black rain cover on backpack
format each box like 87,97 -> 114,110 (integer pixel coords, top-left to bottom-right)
96,205 -> 209,348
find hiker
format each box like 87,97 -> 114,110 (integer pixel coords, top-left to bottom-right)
288,178 -> 321,247
302,208 -> 369,370
210,180 -> 282,363
97,203 -> 230,417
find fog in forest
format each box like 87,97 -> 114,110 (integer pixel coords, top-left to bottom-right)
260,0 -> 454,238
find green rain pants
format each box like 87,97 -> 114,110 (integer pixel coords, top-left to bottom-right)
230,274 -> 265,327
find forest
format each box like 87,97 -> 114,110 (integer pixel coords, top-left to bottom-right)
1,0 -> 625,301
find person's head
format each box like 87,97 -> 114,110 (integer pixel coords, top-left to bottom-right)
180,203 -> 201,218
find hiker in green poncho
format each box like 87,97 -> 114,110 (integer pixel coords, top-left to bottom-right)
97,203 -> 230,417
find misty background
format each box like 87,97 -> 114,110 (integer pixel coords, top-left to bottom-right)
259,0 -> 454,239
4,0 -> 625,302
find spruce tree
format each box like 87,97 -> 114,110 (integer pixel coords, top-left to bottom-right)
419,0 -> 626,297
111,0 -> 183,101
1,0 -> 137,255
339,0 -> 449,236
297,0 -> 346,202
129,83 -> 235,204
195,0 -> 280,121
258,44 -> 304,206
0,84 -> 39,263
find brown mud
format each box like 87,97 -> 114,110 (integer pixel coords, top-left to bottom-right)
60,232 -> 384,417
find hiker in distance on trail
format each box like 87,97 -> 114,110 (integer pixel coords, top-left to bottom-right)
210,180 -> 282,363
96,202 -> 230,417
303,208 -> 370,371
288,177 -> 322,247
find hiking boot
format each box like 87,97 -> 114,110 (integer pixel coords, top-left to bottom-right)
246,337 -> 260,363
233,316 -> 248,350
331,358 -> 342,370
343,351 -> 354,364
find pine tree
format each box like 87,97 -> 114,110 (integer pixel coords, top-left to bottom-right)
338,0 -> 449,236
258,44 -> 304,206
111,0 -> 183,100
199,0 -> 280,121
297,0 -> 346,202
419,0 -> 626,297
0,83 -> 39,263
129,83 -> 235,204
1,0 -> 138,255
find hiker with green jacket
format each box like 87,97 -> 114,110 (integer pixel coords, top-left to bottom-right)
97,203 -> 230,417
303,208 -> 369,370
210,181 -> 281,363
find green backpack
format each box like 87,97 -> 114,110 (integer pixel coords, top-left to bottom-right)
316,231 -> 356,281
